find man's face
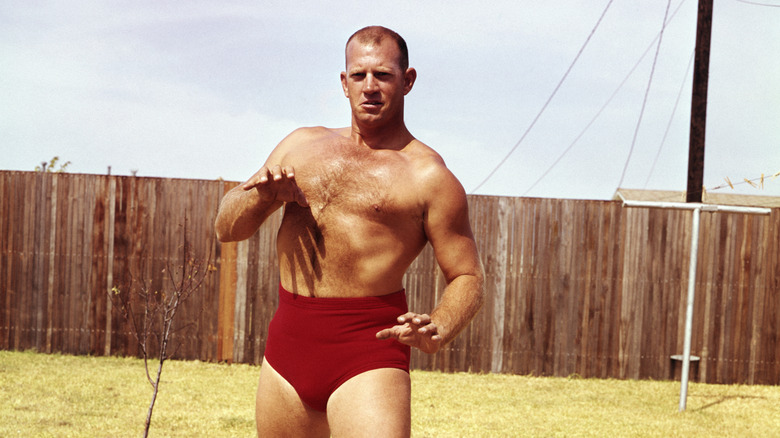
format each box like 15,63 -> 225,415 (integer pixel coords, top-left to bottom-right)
341,38 -> 415,128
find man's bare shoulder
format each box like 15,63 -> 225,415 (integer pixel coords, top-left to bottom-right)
406,140 -> 459,186
269,126 -> 346,161
282,126 -> 345,144
400,139 -> 468,213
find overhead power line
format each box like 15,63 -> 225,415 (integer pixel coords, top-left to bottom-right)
469,0 -> 615,194
644,49 -> 696,188
522,0 -> 690,197
616,0 -> 673,190
735,0 -> 780,7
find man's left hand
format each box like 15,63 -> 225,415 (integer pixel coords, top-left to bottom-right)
376,312 -> 442,354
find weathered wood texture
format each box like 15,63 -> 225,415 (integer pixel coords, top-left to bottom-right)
1,171 -> 778,384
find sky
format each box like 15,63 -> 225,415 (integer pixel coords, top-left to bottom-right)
2,0 -> 779,200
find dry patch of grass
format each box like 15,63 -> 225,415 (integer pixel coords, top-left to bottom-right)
412,371 -> 780,437
2,351 -> 779,437
0,351 -> 257,437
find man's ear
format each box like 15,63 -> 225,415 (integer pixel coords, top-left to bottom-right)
340,71 -> 349,97
403,68 -> 417,95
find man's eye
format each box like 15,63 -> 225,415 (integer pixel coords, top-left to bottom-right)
351,73 -> 366,79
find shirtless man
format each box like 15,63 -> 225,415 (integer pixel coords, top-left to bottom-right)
214,26 -> 484,437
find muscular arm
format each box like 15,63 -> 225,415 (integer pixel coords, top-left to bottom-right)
214,179 -> 284,242
377,162 -> 485,354
421,170 -> 484,350
214,131 -> 309,242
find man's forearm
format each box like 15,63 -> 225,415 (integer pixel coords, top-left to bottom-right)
214,187 -> 282,242
430,273 -> 485,347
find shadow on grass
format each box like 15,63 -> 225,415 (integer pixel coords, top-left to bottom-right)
692,394 -> 767,412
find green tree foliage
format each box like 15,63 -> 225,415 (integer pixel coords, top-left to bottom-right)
35,156 -> 71,173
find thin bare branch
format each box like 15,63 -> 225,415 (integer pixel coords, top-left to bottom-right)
107,216 -> 215,437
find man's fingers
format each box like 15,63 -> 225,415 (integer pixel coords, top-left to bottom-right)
396,312 -> 418,324
376,328 -> 392,339
270,165 -> 297,181
417,322 -> 437,335
379,314 -> 438,338
376,326 -> 405,340
242,166 -> 307,207
377,322 -> 442,354
398,312 -> 432,326
414,314 -> 432,325
270,165 -> 284,181
242,166 -> 273,190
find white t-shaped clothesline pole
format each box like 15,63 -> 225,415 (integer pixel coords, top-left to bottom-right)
617,195 -> 771,411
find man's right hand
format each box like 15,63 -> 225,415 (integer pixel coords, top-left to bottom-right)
242,165 -> 309,207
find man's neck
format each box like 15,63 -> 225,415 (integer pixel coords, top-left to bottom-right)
350,121 -> 414,151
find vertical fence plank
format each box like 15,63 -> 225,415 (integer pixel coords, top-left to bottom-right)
217,242 -> 237,362
44,174 -> 58,353
233,240 -> 249,363
104,177 -> 116,356
489,198 -> 508,373
0,173 -> 9,349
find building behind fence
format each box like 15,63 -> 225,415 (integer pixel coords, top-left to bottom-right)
1,171 -> 779,385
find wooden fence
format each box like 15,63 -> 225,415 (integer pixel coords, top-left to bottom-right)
1,171 -> 778,384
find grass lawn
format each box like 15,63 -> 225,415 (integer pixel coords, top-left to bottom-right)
1,350 -> 779,437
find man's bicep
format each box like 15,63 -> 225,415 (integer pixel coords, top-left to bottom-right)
424,179 -> 481,283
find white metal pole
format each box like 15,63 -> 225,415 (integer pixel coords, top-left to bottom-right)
618,195 -> 770,412
679,206 -> 701,411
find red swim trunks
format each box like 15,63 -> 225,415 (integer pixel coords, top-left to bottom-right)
263,284 -> 411,412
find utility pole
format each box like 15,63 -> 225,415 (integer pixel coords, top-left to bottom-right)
686,0 -> 714,203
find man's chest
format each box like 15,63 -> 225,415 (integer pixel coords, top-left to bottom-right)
291,146 -> 423,222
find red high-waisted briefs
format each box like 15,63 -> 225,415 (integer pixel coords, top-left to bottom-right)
263,284 -> 411,412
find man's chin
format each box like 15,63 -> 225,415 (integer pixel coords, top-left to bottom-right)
354,112 -> 384,125
357,106 -> 382,117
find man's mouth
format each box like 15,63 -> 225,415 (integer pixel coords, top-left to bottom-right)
362,100 -> 382,108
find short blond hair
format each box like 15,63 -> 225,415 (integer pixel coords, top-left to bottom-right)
346,26 -> 409,71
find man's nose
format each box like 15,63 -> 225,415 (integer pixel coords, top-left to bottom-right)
363,74 -> 378,93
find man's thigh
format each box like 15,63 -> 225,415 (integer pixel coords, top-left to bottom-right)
256,358 -> 329,438
327,368 -> 411,438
